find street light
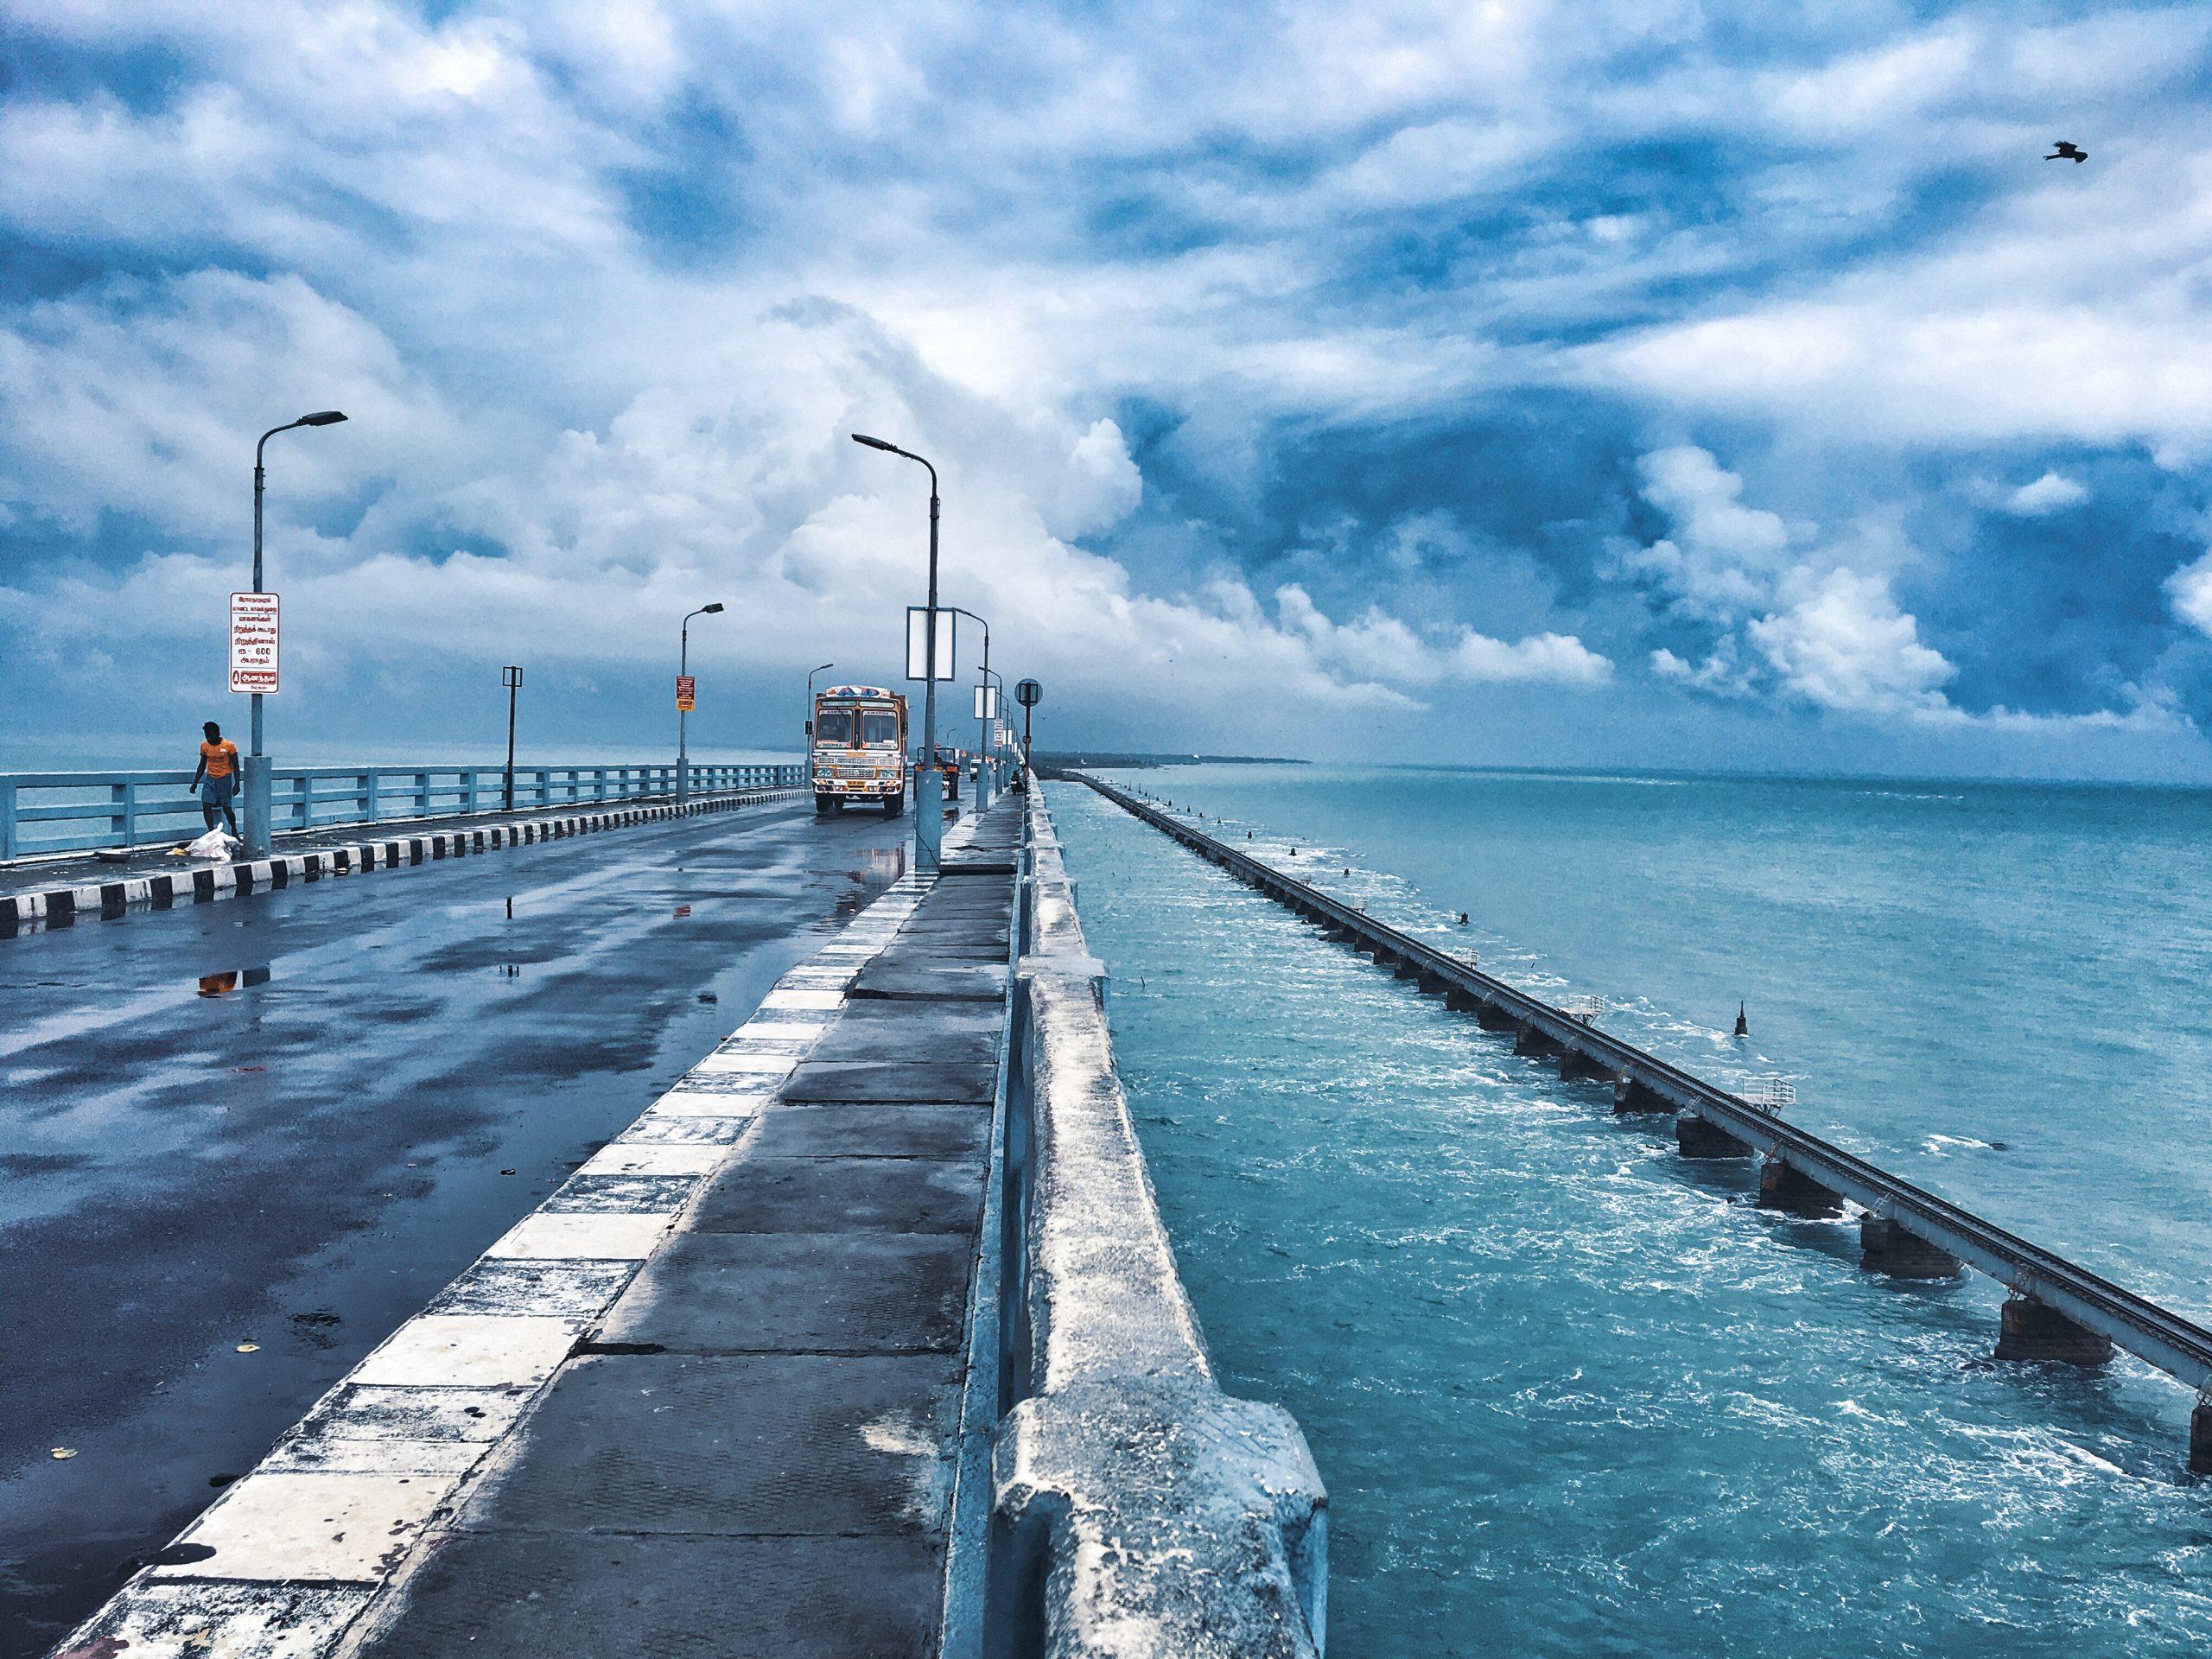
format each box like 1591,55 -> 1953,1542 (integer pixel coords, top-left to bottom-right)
941,606 -> 994,812
243,409 -> 347,855
851,432 -> 944,869
677,602 -> 724,804
805,662 -> 836,741
978,664 -> 1008,798
501,665 -> 523,811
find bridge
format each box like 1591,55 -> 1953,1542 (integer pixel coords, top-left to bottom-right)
1077,772 -> 2212,1475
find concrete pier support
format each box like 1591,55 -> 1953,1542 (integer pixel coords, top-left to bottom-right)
1611,1076 -> 1670,1114
1676,1113 -> 1752,1157
1859,1217 -> 1962,1278
1994,1295 -> 2114,1366
1444,986 -> 1483,1013
2191,1398 -> 2212,1477
1758,1155 -> 1844,1217
1473,1000 -> 1518,1032
1512,1020 -> 1565,1059
1394,957 -> 1423,982
1557,1047 -> 1617,1084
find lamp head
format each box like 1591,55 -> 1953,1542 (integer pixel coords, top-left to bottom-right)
850,433 -> 899,453
702,602 -> 725,614
299,410 -> 347,426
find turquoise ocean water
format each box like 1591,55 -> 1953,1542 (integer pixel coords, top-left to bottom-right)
1047,766 -> 2212,1658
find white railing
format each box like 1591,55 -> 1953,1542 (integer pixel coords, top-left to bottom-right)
0,763 -> 804,861
1732,1073 -> 1797,1114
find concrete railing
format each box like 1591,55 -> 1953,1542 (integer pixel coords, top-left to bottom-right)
987,782 -> 1327,1657
0,763 -> 804,861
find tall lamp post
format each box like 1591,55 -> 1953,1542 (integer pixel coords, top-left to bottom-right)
677,602 -> 724,804
850,433 -> 944,869
501,665 -> 523,811
979,666 -> 1008,797
943,606 -> 993,811
244,409 -> 346,855
805,661 -> 836,747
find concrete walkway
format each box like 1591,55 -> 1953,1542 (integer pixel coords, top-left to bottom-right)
350,804 -> 1023,1656
358,800 -> 1020,1659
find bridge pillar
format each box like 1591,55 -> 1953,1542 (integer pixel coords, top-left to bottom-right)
1994,1295 -> 2113,1366
1758,1156 -> 1844,1217
1444,986 -> 1482,1012
1859,1217 -> 1962,1279
1415,970 -> 1450,995
1473,1001 -> 1518,1032
1612,1076 -> 1671,1115
1513,1021 -> 1565,1059
2192,1399 -> 2212,1477
1557,1047 -> 1617,1084
1394,958 -> 1424,982
1677,1113 -> 1752,1157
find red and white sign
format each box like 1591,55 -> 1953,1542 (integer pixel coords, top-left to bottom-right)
675,674 -> 696,712
229,592 -> 280,694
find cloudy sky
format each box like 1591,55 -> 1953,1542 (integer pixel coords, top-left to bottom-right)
4,1 -> 2212,778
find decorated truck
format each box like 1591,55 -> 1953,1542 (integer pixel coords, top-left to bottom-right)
810,684 -> 908,815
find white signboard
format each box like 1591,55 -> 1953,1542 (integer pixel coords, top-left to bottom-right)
229,591 -> 281,694
905,607 -> 957,681
973,684 -> 998,721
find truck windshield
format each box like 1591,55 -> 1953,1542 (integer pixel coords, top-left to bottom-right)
816,709 -> 854,744
861,713 -> 899,745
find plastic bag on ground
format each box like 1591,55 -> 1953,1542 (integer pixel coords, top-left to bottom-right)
186,828 -> 244,862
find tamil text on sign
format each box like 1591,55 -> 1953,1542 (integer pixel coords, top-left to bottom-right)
229,592 -> 281,694
676,674 -> 696,712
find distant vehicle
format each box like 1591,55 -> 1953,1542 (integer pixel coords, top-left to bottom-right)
811,684 -> 908,816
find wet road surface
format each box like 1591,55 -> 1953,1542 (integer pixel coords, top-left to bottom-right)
0,799 -> 909,1657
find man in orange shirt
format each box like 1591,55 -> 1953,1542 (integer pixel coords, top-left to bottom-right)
192,720 -> 240,835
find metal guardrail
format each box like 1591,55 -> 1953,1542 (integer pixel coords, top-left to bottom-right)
988,781 -> 1328,1657
1077,775 -> 2212,1405
0,764 -> 804,861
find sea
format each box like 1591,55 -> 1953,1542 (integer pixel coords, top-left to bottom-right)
1045,766 -> 2212,1658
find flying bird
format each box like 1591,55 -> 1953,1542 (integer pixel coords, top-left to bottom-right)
2046,141 -> 2087,163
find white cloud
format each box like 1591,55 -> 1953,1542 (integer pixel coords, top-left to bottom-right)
2164,550 -> 2212,637
1746,567 -> 1955,715
1274,583 -> 1611,690
2003,471 -> 2088,515
1618,446 -> 1793,620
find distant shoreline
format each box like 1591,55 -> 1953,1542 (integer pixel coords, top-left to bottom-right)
1032,751 -> 1306,775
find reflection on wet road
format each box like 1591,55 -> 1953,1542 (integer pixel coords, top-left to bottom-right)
0,801 -> 907,1656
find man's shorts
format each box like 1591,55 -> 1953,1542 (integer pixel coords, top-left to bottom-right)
200,774 -> 236,807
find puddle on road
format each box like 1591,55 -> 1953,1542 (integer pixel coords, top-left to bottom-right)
195,967 -> 271,998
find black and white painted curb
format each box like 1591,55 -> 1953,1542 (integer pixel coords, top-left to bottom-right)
3,790 -> 798,939
48,863 -> 938,1659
